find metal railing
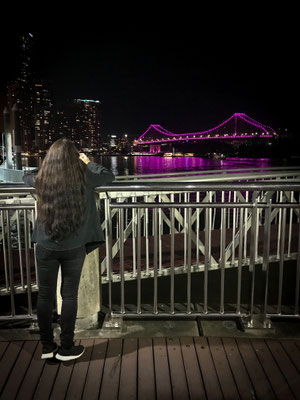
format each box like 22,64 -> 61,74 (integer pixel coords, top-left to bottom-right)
0,169 -> 300,329
102,180 -> 300,328
0,199 -> 36,323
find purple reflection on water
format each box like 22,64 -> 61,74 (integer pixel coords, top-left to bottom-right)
25,154 -> 289,177
132,156 -> 272,176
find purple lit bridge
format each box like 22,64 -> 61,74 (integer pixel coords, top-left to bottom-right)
134,113 -> 277,153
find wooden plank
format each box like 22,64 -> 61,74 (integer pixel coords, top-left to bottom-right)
119,338 -> 138,400
222,337 -> 254,400
237,338 -> 276,400
16,342 -> 46,400
1,340 -> 38,399
99,338 -> 122,400
137,337 -> 155,400
0,341 -> 24,394
3,336 -> 300,400
266,339 -> 300,400
280,340 -> 300,373
166,337 -> 189,400
153,337 -> 172,400
0,341 -> 9,360
49,340 -> 81,400
65,339 -> 94,400
49,360 -> 75,400
194,336 -> 223,400
251,339 -> 295,400
180,336 -> 206,400
208,337 -> 239,400
33,356 -> 60,399
82,338 -> 108,400
295,340 -> 300,352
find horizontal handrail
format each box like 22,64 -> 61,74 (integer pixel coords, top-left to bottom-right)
109,202 -> 300,209
99,181 -> 300,192
1,180 -> 300,194
0,204 -> 35,210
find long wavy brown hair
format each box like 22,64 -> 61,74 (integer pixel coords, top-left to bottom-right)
35,138 -> 86,241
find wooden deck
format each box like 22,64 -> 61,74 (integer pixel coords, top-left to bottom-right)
1,336 -> 300,399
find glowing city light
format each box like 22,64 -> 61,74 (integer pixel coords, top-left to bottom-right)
75,99 -> 101,104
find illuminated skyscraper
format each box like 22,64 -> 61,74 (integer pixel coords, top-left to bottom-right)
5,34 -> 58,152
6,33 -> 35,152
6,78 -> 33,152
19,33 -> 34,83
72,99 -> 102,149
33,83 -> 54,150
53,109 -> 72,141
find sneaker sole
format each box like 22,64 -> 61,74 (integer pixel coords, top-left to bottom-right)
41,352 -> 56,359
41,346 -> 58,359
55,348 -> 85,361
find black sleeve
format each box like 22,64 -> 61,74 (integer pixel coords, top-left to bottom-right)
86,161 -> 115,188
22,169 -> 39,187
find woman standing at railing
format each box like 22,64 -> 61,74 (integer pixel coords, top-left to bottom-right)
23,138 -> 115,361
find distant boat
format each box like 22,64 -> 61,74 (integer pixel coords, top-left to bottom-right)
174,152 -> 184,157
184,153 -> 194,157
210,152 -> 226,160
163,153 -> 173,157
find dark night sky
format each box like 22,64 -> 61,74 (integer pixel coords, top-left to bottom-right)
1,23 -> 298,138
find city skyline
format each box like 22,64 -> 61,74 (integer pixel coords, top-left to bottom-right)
1,28 -> 297,139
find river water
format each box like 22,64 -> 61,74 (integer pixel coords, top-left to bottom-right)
24,154 -> 297,177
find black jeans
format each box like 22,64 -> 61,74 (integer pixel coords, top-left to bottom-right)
36,244 -> 86,348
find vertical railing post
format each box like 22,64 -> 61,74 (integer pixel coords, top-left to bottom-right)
16,209 -> 24,289
236,207 -> 244,315
132,196 -> 137,276
158,194 -> 163,274
262,199 -> 272,327
144,195 -> 150,276
153,207 -> 158,314
204,192 -> 212,314
220,200 -> 226,314
170,198 -> 175,314
248,193 -> 259,327
186,207 -> 192,314
137,207 -> 142,314
1,210 -> 9,291
119,207 -> 125,314
24,209 -> 33,315
294,222 -> 300,316
105,197 -> 113,316
5,210 -> 15,316
249,205 -> 256,325
277,206 -> 287,315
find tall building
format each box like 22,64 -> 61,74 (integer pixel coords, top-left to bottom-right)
72,99 -> 102,149
6,33 -> 35,152
33,83 -> 54,151
53,109 -> 72,141
5,33 -> 58,152
6,78 -> 33,152
19,33 -> 34,83
4,34 -> 102,153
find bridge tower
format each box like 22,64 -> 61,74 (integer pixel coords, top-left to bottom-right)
150,144 -> 161,153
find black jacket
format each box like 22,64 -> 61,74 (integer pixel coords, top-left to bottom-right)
22,161 -> 115,254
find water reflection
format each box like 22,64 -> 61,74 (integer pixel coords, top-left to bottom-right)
23,154 -> 289,176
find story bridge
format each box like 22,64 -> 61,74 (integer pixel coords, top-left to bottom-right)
134,113 -> 277,153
